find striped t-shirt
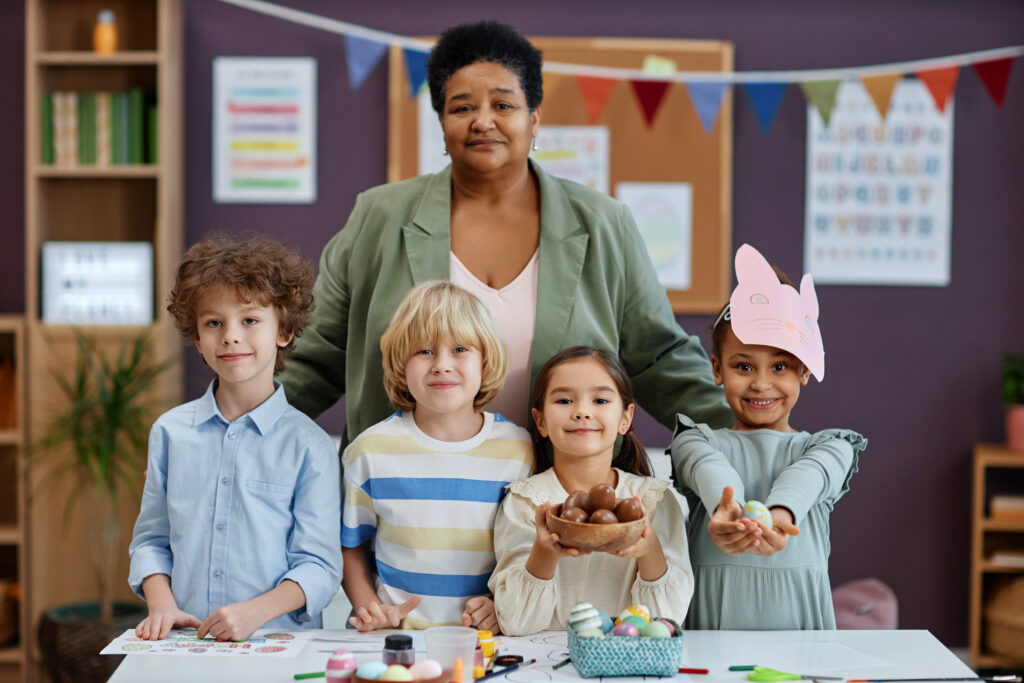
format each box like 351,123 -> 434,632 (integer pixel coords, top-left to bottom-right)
341,411 -> 534,628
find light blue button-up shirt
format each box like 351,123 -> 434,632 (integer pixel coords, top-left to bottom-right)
128,381 -> 342,628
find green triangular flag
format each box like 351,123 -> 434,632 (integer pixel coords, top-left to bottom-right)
800,80 -> 841,126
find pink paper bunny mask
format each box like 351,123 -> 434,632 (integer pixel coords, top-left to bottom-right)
727,244 -> 825,381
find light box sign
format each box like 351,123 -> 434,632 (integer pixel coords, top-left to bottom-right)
42,242 -> 153,325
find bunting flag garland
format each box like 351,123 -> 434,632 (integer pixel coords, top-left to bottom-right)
915,65 -> 960,112
973,58 -> 1014,107
630,80 -> 671,127
216,0 -> 1023,135
684,81 -> 730,133
344,35 -> 388,89
800,81 -> 842,126
576,75 -> 618,124
859,73 -> 903,121
402,48 -> 429,98
742,82 -> 788,134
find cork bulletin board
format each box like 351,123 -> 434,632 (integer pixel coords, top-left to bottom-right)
388,37 -> 733,314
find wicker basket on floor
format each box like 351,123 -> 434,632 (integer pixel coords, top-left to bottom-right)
37,601 -> 148,683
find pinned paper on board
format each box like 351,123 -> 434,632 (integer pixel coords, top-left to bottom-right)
616,182 -> 693,291
100,628 -> 312,657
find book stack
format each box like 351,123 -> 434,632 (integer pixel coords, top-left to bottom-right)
991,495 -> 1024,521
41,89 -> 159,166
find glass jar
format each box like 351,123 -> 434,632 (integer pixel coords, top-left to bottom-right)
383,634 -> 415,667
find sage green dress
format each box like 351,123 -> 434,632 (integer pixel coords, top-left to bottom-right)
670,414 -> 867,630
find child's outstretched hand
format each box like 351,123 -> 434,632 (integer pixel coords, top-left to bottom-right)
348,596 -> 421,632
750,507 -> 800,557
462,595 -> 500,634
707,486 -> 763,555
535,502 -> 590,558
135,606 -> 202,640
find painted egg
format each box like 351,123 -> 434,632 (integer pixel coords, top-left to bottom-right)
641,621 -> 671,638
409,660 -> 444,680
622,615 -> 647,630
565,490 -> 589,512
618,605 -> 651,623
568,602 -> 602,632
743,500 -> 773,529
611,622 -> 640,637
656,618 -> 681,637
588,509 -> 618,524
596,609 -> 614,633
575,627 -> 604,638
614,498 -> 644,522
585,483 -> 616,513
380,665 -> 414,682
356,661 -> 389,679
326,648 -> 358,681
561,506 -> 589,523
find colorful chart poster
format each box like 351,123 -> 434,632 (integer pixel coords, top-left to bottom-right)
804,80 -> 953,285
616,182 -> 693,290
213,57 -> 317,204
101,628 -> 312,657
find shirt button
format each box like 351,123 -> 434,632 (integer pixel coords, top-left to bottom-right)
216,523 -> 225,532
213,570 -> 222,578
221,477 -> 229,485
229,433 -> 237,440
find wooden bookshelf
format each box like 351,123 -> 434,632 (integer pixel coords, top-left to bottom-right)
0,318 -> 25,683
22,1 -> 182,680
969,443 -> 1024,668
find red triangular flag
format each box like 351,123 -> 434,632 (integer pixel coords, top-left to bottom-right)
915,66 -> 960,112
575,75 -> 617,124
973,58 -> 1014,107
630,80 -> 671,128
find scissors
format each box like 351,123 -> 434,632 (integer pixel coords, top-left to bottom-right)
748,667 -> 844,682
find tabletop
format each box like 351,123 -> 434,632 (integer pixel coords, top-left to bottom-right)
109,628 -> 976,683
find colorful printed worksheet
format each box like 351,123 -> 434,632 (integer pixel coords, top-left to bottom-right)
100,628 -> 313,657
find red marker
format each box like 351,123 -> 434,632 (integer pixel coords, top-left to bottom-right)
680,668 -> 710,675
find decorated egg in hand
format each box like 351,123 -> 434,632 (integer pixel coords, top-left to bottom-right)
743,500 -> 773,529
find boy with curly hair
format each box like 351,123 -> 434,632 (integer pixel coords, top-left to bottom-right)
129,235 -> 342,641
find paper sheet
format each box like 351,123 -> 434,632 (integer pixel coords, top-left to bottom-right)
100,628 -> 313,657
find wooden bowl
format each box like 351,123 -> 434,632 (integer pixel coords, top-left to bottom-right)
353,674 -> 446,683
546,504 -> 646,552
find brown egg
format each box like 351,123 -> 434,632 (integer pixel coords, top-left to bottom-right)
561,506 -> 589,523
585,483 -> 616,513
614,498 -> 644,523
589,509 -> 619,524
565,490 -> 588,512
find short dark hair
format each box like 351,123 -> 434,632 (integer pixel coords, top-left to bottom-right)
426,20 -> 543,115
167,234 -> 315,374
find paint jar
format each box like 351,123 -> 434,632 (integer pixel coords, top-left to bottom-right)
93,10 -> 118,54
382,634 -> 415,667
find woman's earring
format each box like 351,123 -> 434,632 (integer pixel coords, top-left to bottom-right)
442,147 -> 448,157
531,138 -> 539,152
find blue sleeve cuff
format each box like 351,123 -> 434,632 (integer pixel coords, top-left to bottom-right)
128,548 -> 173,600
281,562 -> 339,621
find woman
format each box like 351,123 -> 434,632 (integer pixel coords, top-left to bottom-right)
278,20 -> 732,445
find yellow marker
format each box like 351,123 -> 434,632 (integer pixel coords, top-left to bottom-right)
451,658 -> 465,683
477,630 -> 494,658
473,666 -> 486,679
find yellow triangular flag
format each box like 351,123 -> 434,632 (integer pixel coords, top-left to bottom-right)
860,73 -> 903,120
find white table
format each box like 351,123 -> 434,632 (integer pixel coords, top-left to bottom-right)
109,629 -> 976,683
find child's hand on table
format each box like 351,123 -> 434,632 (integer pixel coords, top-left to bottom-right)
707,486 -> 763,555
462,595 -> 500,633
135,606 -> 202,640
749,507 -> 800,557
535,502 -> 591,558
197,601 -> 266,642
348,596 -> 421,632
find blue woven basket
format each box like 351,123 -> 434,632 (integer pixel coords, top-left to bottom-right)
567,626 -> 684,677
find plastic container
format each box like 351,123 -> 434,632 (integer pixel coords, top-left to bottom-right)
424,626 -> 477,683
93,10 -> 118,54
383,634 -> 415,667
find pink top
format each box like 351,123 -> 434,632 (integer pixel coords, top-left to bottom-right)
450,250 -> 539,427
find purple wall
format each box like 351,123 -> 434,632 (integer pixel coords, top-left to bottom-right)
5,0 -> 1024,647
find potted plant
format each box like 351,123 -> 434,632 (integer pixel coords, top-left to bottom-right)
29,330 -> 174,682
1002,352 -> 1024,453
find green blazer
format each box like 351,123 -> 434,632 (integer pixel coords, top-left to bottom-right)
278,160 -> 732,447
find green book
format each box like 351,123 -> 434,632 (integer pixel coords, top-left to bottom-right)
78,92 -> 95,165
147,104 -> 159,164
41,92 -> 54,165
110,91 -> 121,164
130,88 -> 145,164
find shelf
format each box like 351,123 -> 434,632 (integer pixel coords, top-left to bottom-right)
0,431 -> 18,447
35,51 -> 160,66
974,444 -> 1024,467
0,647 -> 22,664
0,527 -> 18,545
981,561 -> 1024,573
33,165 -> 160,179
981,518 -> 1024,532
974,652 -> 1024,668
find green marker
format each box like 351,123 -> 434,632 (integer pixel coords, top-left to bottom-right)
294,673 -> 326,680
730,666 -> 757,671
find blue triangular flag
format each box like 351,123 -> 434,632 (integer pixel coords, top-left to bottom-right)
344,35 -> 388,90
403,47 -> 430,98
743,82 -> 788,134
684,81 -> 730,133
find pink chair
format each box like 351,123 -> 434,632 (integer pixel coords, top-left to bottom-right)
832,578 -> 898,629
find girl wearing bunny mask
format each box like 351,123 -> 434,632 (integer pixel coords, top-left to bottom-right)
670,244 -> 867,630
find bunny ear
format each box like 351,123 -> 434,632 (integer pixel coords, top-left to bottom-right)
800,273 -> 820,320
734,244 -> 779,289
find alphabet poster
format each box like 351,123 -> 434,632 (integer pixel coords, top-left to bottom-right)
804,80 -> 953,286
